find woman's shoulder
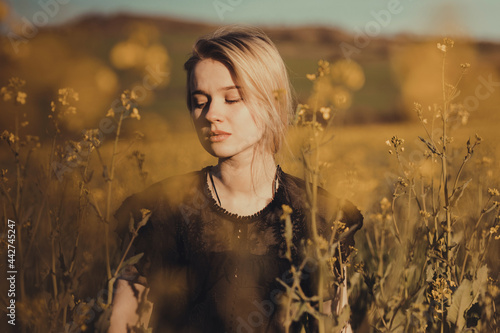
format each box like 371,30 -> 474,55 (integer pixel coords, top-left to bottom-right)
280,169 -> 363,230
279,170 -> 342,212
113,168 -> 207,234
129,168 -> 206,204
280,171 -> 329,198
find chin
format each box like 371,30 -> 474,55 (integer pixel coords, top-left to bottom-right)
207,150 -> 235,159
200,143 -> 228,158
203,145 -> 242,159
201,140 -> 257,159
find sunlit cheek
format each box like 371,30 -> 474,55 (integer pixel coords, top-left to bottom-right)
252,118 -> 265,137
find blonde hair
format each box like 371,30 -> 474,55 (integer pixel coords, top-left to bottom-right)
184,26 -> 292,155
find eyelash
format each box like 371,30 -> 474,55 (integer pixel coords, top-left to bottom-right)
225,98 -> 242,104
194,98 -> 242,108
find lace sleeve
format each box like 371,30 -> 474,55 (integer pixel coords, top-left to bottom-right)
338,199 -> 364,259
314,192 -> 363,304
113,183 -> 178,287
316,191 -> 363,259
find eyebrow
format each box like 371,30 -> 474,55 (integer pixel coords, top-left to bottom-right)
191,86 -> 240,96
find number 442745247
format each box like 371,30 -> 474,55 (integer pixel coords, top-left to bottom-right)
7,219 -> 16,270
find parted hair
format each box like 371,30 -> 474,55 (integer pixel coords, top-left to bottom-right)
184,26 -> 292,154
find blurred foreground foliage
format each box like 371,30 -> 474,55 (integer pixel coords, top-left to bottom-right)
0,13 -> 499,332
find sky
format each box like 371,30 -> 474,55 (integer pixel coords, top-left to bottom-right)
4,0 -> 500,41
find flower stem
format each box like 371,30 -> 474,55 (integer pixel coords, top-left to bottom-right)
104,112 -> 124,280
441,51 -> 453,283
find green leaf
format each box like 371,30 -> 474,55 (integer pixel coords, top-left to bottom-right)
390,310 -> 406,332
448,279 -> 474,331
418,136 -> 440,155
124,253 -> 144,267
426,264 -> 435,282
117,253 -> 144,276
472,265 -> 488,302
94,301 -> 113,333
406,264 -> 419,287
137,209 -> 152,231
330,304 -> 351,333
449,178 -> 472,207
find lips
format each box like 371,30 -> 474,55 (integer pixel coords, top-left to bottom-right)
207,130 -> 231,142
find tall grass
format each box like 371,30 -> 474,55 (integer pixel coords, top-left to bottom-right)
0,38 -> 498,333
0,82 -> 151,332
276,39 -> 499,333
349,39 -> 500,333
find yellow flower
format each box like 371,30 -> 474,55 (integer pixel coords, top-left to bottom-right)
490,226 -> 498,235
130,107 -> 141,120
317,59 -> 330,76
420,210 -> 431,219
398,177 -> 408,187
487,188 -> 500,197
1,130 -> 16,145
83,129 -> 101,149
1,86 -> 12,101
273,89 -> 286,101
443,37 -> 455,48
16,91 -> 27,104
319,107 -> 331,120
437,43 -> 447,53
306,73 -> 316,81
280,204 -> 293,220
380,197 -> 391,211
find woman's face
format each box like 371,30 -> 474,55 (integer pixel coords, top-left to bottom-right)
190,59 -> 264,159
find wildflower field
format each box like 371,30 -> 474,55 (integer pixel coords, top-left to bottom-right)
1,13 -> 500,333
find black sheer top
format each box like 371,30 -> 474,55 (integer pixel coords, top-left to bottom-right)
114,166 -> 363,333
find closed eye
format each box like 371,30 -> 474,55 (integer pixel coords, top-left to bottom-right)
225,98 -> 242,104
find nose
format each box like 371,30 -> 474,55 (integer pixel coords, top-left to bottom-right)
204,99 -> 224,123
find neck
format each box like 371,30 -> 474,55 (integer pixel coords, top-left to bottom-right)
212,149 -> 277,199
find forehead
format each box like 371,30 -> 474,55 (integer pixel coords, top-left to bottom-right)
190,59 -> 237,91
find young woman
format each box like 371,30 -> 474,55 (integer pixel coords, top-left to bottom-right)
109,26 -> 363,333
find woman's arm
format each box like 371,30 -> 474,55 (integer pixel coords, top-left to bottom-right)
108,279 -> 153,333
